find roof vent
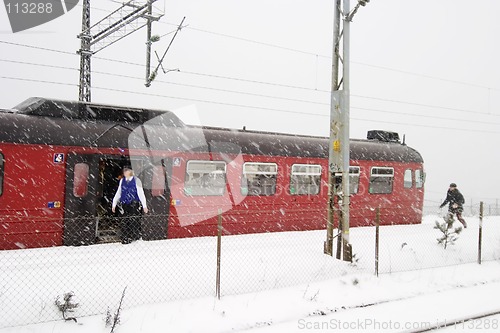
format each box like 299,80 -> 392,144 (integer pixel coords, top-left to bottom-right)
367,130 -> 400,143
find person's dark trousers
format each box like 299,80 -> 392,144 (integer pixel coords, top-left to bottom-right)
121,201 -> 142,244
450,207 -> 467,228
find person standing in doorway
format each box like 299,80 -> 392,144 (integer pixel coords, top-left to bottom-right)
112,166 -> 149,244
439,183 -> 467,228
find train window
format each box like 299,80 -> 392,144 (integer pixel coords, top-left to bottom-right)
184,160 -> 227,196
73,163 -> 89,198
349,166 -> 360,194
415,169 -> 424,188
404,169 -> 413,188
242,162 -> 278,196
152,165 -> 166,197
0,153 -> 4,197
290,164 -> 321,195
369,167 -> 394,194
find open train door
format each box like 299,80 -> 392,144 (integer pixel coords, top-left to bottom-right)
139,158 -> 172,241
64,152 -> 99,246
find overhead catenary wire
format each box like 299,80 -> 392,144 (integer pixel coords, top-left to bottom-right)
1,56 -> 500,128
73,1 -> 500,93
2,40 -> 500,121
1,74 -> 499,135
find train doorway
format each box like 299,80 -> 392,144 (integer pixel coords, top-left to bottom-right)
96,157 -> 127,243
64,153 -> 171,246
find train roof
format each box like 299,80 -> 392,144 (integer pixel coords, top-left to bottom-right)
0,98 -> 423,163
10,97 -> 185,126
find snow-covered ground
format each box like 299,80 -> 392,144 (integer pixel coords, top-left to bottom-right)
0,215 -> 499,332
1,261 -> 499,333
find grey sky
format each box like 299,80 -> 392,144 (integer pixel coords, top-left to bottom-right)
1,0 -> 499,210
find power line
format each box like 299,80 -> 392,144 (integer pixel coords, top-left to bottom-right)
1,40 -> 499,118
0,58 -> 326,106
0,40 -> 325,92
158,22 -> 500,92
0,75 -> 325,116
352,94 -> 500,117
352,61 -> 500,92
2,57 -> 500,127
351,106 -> 500,127
0,60 -> 498,129
0,41 -> 75,56
1,74 -> 498,135
70,2 -> 500,92
351,116 -> 499,134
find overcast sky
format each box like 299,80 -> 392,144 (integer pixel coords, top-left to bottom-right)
1,0 -> 499,211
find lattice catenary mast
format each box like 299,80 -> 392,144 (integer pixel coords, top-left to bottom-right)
77,0 -> 163,102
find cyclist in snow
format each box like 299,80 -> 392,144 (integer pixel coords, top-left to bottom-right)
439,183 -> 467,228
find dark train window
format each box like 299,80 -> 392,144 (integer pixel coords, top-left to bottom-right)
152,165 -> 166,197
369,167 -> 394,194
334,166 -> 360,194
415,169 -> 424,188
0,152 -> 4,196
290,164 -> 321,195
349,166 -> 360,194
184,160 -> 226,196
73,163 -> 89,198
404,169 -> 413,188
242,162 -> 277,196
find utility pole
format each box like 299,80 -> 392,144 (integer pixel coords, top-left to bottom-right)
324,0 -> 342,258
324,0 -> 371,262
77,0 -> 163,102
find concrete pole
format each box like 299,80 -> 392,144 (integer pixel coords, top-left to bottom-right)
325,0 -> 342,257
341,0 -> 352,261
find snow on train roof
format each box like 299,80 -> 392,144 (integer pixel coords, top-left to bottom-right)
11,97 -> 184,126
0,98 -> 423,163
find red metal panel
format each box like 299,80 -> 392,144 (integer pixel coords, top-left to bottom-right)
0,143 -> 424,249
0,143 -> 67,249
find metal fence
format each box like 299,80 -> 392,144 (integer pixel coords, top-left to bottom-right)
423,199 -> 500,217
1,207 -> 499,328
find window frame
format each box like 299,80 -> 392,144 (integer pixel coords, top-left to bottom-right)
415,169 -> 424,188
290,163 -> 322,196
73,163 -> 90,198
404,169 -> 413,189
241,162 -> 278,196
369,166 -> 395,194
184,160 -> 227,197
349,166 -> 361,195
0,152 -> 4,197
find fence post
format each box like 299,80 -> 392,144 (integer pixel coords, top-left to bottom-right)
478,202 -> 483,265
216,209 -> 222,299
375,207 -> 380,277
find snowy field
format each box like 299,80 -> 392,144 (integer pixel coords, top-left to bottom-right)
0,215 -> 499,332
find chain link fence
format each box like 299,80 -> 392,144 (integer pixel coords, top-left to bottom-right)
1,207 -> 499,328
424,199 -> 500,217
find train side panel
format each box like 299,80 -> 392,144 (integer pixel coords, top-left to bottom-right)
166,153 -> 424,239
0,143 -> 66,249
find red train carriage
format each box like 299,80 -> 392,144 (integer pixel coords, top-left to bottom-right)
0,98 -> 424,250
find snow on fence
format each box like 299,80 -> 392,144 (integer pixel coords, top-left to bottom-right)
1,210 -> 499,328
